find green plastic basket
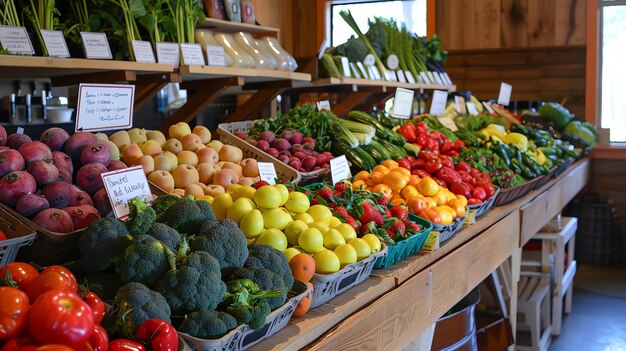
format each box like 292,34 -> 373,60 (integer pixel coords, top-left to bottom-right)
374,215 -> 433,269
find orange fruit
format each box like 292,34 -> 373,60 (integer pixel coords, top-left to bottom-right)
293,281 -> 314,317
391,167 -> 411,177
365,171 -> 384,187
352,179 -> 367,190
417,177 -> 439,197
456,195 -> 468,206
383,171 -> 409,192
400,185 -> 420,200
354,170 -> 370,182
372,183 -> 393,200
390,198 -> 406,206
289,253 -> 316,282
373,165 -> 390,175
408,175 -> 421,187
406,197 -> 430,213
382,160 -> 399,170
433,206 -> 454,225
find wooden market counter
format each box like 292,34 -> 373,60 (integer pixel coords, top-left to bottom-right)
252,158 -> 590,351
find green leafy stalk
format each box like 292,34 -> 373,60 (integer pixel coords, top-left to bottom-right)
23,0 -> 58,56
110,0 -> 144,60
0,0 -> 20,27
167,0 -> 204,44
339,10 -> 389,81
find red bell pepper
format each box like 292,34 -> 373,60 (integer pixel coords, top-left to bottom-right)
448,150 -> 460,157
426,137 -> 440,152
433,177 -> 448,188
453,140 -> 465,151
396,158 -> 412,171
418,150 -> 437,162
469,168 -> 481,178
424,160 -> 443,174
108,340 -> 145,351
397,124 -> 417,143
455,161 -> 472,173
439,155 -> 454,169
83,325 -> 108,351
437,167 -> 461,185
135,319 -> 178,351
416,122 -> 428,135
0,229 -> 6,241
458,170 -> 473,183
411,159 -> 425,170
467,198 -> 483,205
1,337 -> 38,351
450,181 -> 473,198
483,183 -> 496,198
82,292 -> 105,325
441,141 -> 453,154
416,134 -> 428,148
472,187 -> 487,201
412,169 -> 431,178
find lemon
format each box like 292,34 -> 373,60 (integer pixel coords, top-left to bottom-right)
307,205 -> 332,224
196,195 -> 214,204
226,197 -> 254,225
254,185 -> 282,209
256,228 -> 288,251
309,222 -> 330,234
292,212 -> 314,224
348,238 -> 372,261
232,186 -> 256,201
212,193 -> 233,219
283,247 -> 301,262
362,234 -> 382,253
262,208 -> 292,230
240,209 -> 264,239
329,216 -> 342,228
298,228 -> 324,254
227,183 -> 242,193
323,228 -> 346,250
285,192 -> 310,213
334,244 -> 357,267
335,223 -> 357,241
313,249 -> 341,274
274,184 -> 289,206
284,220 -> 308,246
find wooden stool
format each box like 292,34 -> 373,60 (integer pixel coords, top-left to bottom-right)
533,217 -> 577,336
516,273 -> 552,351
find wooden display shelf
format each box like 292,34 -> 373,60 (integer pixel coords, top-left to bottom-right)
196,17 -> 279,37
313,77 -> 457,92
178,64 -> 311,84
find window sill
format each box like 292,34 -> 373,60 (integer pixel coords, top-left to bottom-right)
590,144 -> 626,159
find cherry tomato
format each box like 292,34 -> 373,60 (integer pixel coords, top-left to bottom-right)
28,290 -> 94,350
82,292 -> 105,325
0,287 -> 30,340
25,266 -> 77,303
0,263 -> 39,290
82,325 -> 108,351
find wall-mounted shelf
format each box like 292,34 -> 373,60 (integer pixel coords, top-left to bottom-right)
313,77 -> 457,92
196,17 -> 279,38
179,65 -> 311,84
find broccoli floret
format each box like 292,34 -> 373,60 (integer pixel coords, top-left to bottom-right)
145,223 -> 181,251
220,279 -> 282,330
126,197 -> 156,236
119,235 -> 175,287
190,219 -> 248,270
156,196 -> 215,234
331,36 -> 368,62
78,218 -> 132,273
154,251 -> 226,314
245,244 -> 294,291
114,282 -> 171,338
178,310 -> 237,339
151,194 -> 180,216
221,267 -> 286,310
195,200 -> 217,222
365,22 -> 386,57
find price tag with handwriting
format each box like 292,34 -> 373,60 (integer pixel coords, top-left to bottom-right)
81,32 -> 112,59
438,116 -> 458,131
454,96 -> 467,114
206,44 -> 226,66
41,29 -> 70,57
156,42 -> 180,67
102,166 -> 152,220
258,162 -> 278,185
0,26 -> 34,54
180,43 -> 205,65
330,155 -> 351,185
75,83 -> 135,132
131,40 -> 156,63
429,90 -> 448,116
316,100 -> 331,111
467,102 -> 479,116
497,82 -> 512,106
391,87 -> 415,119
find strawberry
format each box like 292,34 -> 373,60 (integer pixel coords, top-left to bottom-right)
389,220 -> 406,237
253,180 -> 269,189
390,206 -> 408,221
407,222 -> 421,233
358,203 -> 384,226
346,216 -> 360,230
317,187 -> 334,201
334,182 -> 349,192
377,196 -> 389,206
384,208 -> 393,219
310,198 -> 319,205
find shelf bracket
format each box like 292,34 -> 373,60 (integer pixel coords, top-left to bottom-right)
331,86 -> 387,116
134,72 -> 181,111
159,76 -> 244,132
50,70 -> 136,86
223,80 -> 295,123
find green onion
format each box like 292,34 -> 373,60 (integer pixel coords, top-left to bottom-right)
23,0 -> 57,56
339,10 -> 389,80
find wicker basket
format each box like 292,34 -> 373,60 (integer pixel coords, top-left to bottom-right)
374,216 -> 432,269
493,177 -> 543,206
0,206 -> 36,266
217,121 -> 334,184
467,187 -> 500,218
433,213 -> 467,244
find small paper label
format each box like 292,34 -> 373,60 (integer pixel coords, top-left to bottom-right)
454,96 -> 467,114
0,26 -> 35,54
349,62 -> 361,79
330,155 -> 351,185
431,71 -> 444,85
363,54 -> 375,66
405,71 -> 416,84
467,102 -> 479,116
419,71 -> 431,84
340,57 -> 351,78
16,127 -> 24,134
397,70 -> 407,83
422,231 -> 440,252
387,54 -> 399,70
257,162 -> 278,185
438,116 -> 458,131
40,29 -> 70,58
206,44 -> 226,66
75,83 -> 134,132
131,40 -> 156,63
464,210 -> 476,225
497,82 -> 512,106
180,43 -> 205,65
316,100 -> 331,111
357,62 -> 369,79
101,166 -> 152,219
483,101 -> 495,114
80,32 -> 112,59
429,90 -> 448,116
369,66 -> 381,80
391,87 -> 415,119
443,73 -> 453,85
156,42 -> 180,67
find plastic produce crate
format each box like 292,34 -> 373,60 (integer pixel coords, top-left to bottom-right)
432,212 -> 467,244
374,216 -> 432,269
180,279 -> 311,351
217,120 -> 331,184
467,187 -> 500,218
494,176 -> 543,206
310,245 -> 387,308
0,206 -> 36,266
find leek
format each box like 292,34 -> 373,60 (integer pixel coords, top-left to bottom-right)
339,10 -> 389,81
340,119 -> 376,139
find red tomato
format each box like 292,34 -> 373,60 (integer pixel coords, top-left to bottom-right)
467,198 -> 483,205
472,187 -> 487,201
82,325 -> 108,351
0,336 -> 38,351
36,346 -> 74,351
108,340 -> 145,351
0,263 -> 39,290
0,287 -> 30,340
28,290 -> 94,350
82,293 -> 105,325
25,266 -> 77,303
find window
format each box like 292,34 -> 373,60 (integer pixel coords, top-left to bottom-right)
600,1 -> 626,142
330,0 -> 427,46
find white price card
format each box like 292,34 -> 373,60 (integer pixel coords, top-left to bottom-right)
443,73 -> 453,85
454,96 -> 467,114
75,83 -> 135,132
427,71 -> 439,84
330,155 -> 352,185
131,40 -> 156,63
349,62 -> 361,79
386,54 -> 399,70
316,100 -> 331,111
80,32 -> 112,59
391,87 -> 415,119
419,71 -> 431,84
369,66 -> 381,80
397,70 -> 407,83
405,71 -> 416,84
0,26 -> 35,54
257,162 -> 278,185
363,54 -> 375,66
101,166 -> 152,220
156,42 -> 180,67
438,116 -> 458,131
387,70 -> 398,81
40,29 -> 70,58
429,90 -> 448,116
482,101 -> 495,114
340,57 -> 351,77
497,82 -> 512,106
206,44 -> 226,66
356,62 -> 369,79
466,102 -> 479,116
180,43 -> 205,65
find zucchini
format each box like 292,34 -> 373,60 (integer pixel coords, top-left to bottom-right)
347,111 -> 405,144
375,138 -> 407,159
332,142 -> 376,172
321,53 -> 341,78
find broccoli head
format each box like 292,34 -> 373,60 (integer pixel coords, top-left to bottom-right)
145,222 -> 181,251
126,197 -> 157,236
119,235 -> 175,287
114,282 -> 171,338
245,244 -> 294,291
78,217 -> 132,273
220,279 -> 282,330
190,219 -> 248,270
156,196 -> 215,234
365,22 -> 386,57
221,267 -> 286,310
195,200 -> 216,222
178,310 -> 237,339
154,251 -> 226,314
151,194 -> 180,216
331,36 -> 367,62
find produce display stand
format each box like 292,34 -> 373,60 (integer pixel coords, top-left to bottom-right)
250,158 -> 589,350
